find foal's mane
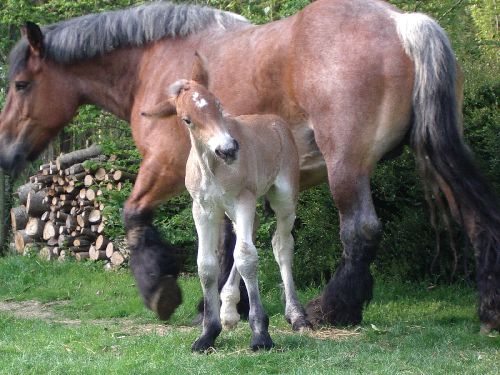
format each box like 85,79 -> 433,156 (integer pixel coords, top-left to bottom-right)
9,1 -> 250,79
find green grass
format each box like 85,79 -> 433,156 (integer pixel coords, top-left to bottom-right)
0,256 -> 498,374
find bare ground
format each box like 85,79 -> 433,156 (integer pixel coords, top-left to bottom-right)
0,299 -> 192,336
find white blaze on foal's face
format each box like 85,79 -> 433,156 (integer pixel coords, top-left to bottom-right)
192,91 -> 208,109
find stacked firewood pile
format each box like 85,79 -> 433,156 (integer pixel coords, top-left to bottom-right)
11,144 -> 136,268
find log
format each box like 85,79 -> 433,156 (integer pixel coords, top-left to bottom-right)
73,238 -> 91,247
95,235 -> 109,250
25,217 -> 44,238
66,215 -> 77,232
76,214 -> 89,228
95,168 -> 107,181
75,252 -> 90,261
58,250 -> 67,262
26,190 -> 49,217
79,227 -> 97,240
10,206 -> 28,231
40,211 -> 51,222
39,246 -> 54,261
14,230 -> 33,253
89,245 -> 107,261
56,211 -> 69,221
34,174 -> 54,185
85,188 -> 96,201
47,237 -> 59,247
112,170 -> 136,182
56,144 -> 102,171
110,251 -> 126,266
97,222 -> 105,234
69,246 -> 90,253
105,242 -> 114,258
43,221 -> 60,240
84,175 -> 94,187
88,209 -> 101,223
52,247 -> 61,256
58,235 -> 69,248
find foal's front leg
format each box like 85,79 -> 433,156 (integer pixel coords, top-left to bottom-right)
233,193 -> 274,350
192,201 -> 224,353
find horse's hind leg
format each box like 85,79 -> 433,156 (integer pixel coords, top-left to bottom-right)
267,183 -> 310,331
233,192 -> 274,350
306,159 -> 382,326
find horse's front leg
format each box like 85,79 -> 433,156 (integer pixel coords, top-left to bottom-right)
191,200 -> 224,353
233,192 -> 274,351
124,157 -> 186,321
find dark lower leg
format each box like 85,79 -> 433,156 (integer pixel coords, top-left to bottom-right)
125,208 -> 183,320
306,176 -> 381,327
472,225 -> 500,332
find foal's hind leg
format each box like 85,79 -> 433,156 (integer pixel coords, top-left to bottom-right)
267,185 -> 310,331
220,263 -> 242,330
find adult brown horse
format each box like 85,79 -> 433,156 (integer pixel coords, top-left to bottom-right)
0,0 -> 499,332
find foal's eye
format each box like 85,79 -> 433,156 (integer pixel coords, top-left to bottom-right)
182,117 -> 193,127
15,81 -> 31,92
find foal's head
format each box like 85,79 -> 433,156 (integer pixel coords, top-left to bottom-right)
142,53 -> 239,164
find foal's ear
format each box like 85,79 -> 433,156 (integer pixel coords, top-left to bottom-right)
141,98 -> 177,119
191,51 -> 209,88
22,21 -> 44,57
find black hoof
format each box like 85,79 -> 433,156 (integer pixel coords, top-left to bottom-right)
292,317 -> 313,332
150,275 -> 182,321
192,335 -> 216,353
305,296 -> 325,328
250,332 -> 274,351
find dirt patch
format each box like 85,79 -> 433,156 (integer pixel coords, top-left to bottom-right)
0,299 -> 193,336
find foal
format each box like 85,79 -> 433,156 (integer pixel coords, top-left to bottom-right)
142,55 -> 308,352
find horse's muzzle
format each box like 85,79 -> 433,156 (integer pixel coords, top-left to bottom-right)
0,141 -> 28,177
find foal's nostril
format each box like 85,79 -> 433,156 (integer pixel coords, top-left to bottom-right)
232,139 -> 239,153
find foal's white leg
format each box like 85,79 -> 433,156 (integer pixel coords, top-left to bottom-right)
268,183 -> 310,331
191,200 -> 224,352
220,214 -> 259,330
233,192 -> 274,350
220,263 -> 241,330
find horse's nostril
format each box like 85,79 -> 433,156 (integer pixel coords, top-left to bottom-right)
233,139 -> 239,152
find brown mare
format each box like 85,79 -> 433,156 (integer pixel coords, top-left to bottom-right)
0,0 -> 499,333
142,54 -> 306,351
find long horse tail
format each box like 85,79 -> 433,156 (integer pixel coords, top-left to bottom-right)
394,12 -> 500,331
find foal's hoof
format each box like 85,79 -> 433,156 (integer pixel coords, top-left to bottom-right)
150,275 -> 182,321
250,332 -> 274,351
191,336 -> 216,353
480,322 -> 499,335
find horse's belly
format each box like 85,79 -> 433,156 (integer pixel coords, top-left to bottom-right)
291,123 -> 327,190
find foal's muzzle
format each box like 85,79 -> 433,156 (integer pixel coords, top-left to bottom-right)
215,139 -> 239,164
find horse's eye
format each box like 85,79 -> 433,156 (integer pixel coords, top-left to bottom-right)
15,81 -> 30,92
182,117 -> 193,127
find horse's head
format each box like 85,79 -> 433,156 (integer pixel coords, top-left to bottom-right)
0,22 -> 80,176
142,53 -> 239,164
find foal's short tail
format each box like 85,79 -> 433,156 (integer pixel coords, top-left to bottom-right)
394,13 -> 500,330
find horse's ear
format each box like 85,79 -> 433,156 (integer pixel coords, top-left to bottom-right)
22,21 -> 44,57
191,51 -> 209,88
141,98 -> 177,119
